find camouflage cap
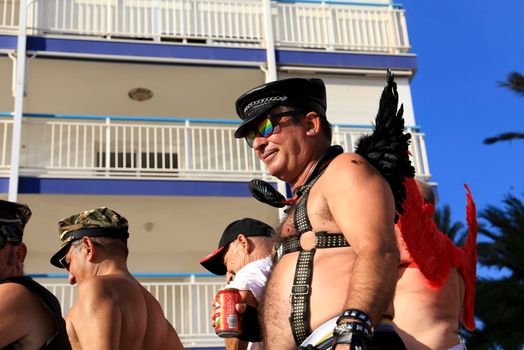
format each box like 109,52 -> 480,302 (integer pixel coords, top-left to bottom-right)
50,207 -> 129,268
0,199 -> 32,244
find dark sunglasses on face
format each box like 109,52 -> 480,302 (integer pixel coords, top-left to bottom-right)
0,227 -> 19,249
58,241 -> 80,270
245,110 -> 303,148
59,253 -> 71,270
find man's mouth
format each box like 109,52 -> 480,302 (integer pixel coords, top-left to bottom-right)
262,149 -> 277,161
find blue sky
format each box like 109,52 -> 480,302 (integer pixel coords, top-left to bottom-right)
401,0 -> 524,233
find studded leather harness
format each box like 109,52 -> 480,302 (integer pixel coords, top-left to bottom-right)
276,169 -> 351,346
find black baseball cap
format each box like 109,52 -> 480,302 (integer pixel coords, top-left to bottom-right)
199,218 -> 274,275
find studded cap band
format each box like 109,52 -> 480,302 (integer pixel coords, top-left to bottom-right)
243,95 -> 288,115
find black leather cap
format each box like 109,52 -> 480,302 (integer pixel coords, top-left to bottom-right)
234,78 -> 326,138
0,200 -> 32,243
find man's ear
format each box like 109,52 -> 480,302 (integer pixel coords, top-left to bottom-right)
15,243 -> 27,265
305,111 -> 321,136
82,237 -> 97,262
237,234 -> 253,254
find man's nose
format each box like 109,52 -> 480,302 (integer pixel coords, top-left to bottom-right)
252,135 -> 268,151
226,272 -> 234,283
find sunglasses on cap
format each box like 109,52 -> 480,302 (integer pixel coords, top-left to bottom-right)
245,110 -> 303,148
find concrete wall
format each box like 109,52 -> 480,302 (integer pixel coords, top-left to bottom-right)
5,193 -> 280,274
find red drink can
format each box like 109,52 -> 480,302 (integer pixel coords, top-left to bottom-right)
214,288 -> 242,338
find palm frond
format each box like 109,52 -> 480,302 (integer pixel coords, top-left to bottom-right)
483,132 -> 524,144
498,71 -> 524,96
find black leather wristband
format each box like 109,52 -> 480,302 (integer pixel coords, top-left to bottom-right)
336,309 -> 373,341
333,321 -> 372,341
332,331 -> 367,349
336,309 -> 373,331
238,304 -> 262,342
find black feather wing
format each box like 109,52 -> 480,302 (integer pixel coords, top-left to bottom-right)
248,179 -> 287,208
356,70 -> 415,222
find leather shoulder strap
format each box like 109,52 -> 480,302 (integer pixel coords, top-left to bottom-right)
294,169 -> 326,234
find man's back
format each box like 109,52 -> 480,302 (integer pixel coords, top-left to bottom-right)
0,281 -> 59,350
66,273 -> 183,350
394,267 -> 465,350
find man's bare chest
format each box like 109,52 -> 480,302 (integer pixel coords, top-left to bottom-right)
278,191 -> 339,240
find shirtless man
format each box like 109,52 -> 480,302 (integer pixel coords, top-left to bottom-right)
0,199 -> 70,350
233,77 -> 411,349
394,180 -> 477,350
201,218 -> 275,350
50,207 -> 184,350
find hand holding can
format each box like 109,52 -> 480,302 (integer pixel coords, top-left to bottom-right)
214,288 -> 242,338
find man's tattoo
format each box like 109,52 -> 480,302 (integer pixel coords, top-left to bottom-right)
351,159 -> 363,165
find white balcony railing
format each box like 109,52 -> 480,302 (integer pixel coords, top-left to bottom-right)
38,276 -> 225,348
0,114 -> 430,180
0,0 -> 410,54
0,0 -> 18,31
0,117 -> 11,175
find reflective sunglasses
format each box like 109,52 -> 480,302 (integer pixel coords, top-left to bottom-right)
58,239 -> 81,270
245,110 -> 303,148
59,253 -> 71,270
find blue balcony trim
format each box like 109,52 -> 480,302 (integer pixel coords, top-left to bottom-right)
0,177 -> 264,196
277,49 -> 416,70
29,272 -> 218,279
1,112 -> 420,130
276,0 -> 401,8
0,36 -> 419,71
0,178 -> 7,193
26,36 -> 267,64
0,34 -> 17,50
22,112 -> 243,125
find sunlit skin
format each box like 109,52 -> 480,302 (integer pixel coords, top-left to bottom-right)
0,242 -> 58,350
246,106 -> 400,350
0,242 -> 21,280
63,237 -> 184,350
394,266 -> 465,350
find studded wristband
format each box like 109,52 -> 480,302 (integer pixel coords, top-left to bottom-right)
333,321 -> 372,340
336,309 -> 373,329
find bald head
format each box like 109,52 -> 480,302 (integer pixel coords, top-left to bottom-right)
416,180 -> 436,205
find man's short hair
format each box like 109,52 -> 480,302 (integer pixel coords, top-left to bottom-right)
416,180 -> 436,205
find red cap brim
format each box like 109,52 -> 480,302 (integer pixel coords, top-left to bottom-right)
199,246 -> 227,275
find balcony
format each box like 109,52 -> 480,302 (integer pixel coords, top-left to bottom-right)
0,0 -> 410,55
0,113 -> 430,183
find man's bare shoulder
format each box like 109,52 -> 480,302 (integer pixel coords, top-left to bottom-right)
0,282 -> 55,348
324,152 -> 384,185
76,274 -> 136,302
0,282 -> 38,312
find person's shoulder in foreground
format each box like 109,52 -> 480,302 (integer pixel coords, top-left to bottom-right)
0,199 -> 71,350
